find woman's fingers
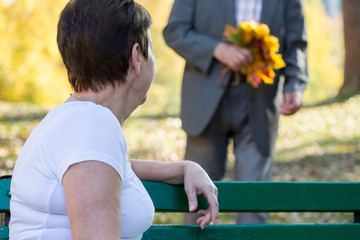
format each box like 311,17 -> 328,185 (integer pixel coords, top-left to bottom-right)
202,184 -> 219,225
184,184 -> 198,212
196,209 -> 213,229
183,161 -> 219,228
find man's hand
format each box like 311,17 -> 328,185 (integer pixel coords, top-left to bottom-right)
213,42 -> 252,71
280,91 -> 303,115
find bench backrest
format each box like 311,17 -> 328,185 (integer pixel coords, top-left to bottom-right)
143,181 -> 360,240
1,179 -> 360,239
143,181 -> 360,213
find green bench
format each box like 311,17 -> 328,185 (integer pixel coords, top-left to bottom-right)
1,178 -> 360,239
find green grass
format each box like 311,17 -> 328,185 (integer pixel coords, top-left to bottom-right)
0,95 -> 359,224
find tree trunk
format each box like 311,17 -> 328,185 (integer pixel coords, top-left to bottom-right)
339,0 -> 360,96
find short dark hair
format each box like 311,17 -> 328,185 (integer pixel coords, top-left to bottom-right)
57,0 -> 152,92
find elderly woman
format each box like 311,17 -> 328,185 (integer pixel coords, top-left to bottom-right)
9,0 -> 218,239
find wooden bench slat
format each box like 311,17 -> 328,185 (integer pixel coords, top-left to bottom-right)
2,179 -> 360,240
0,226 -> 8,240
143,224 -> 360,240
4,180 -> 360,212
143,181 -> 360,212
0,180 -> 10,213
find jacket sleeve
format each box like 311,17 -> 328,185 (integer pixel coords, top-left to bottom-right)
281,0 -> 309,93
163,0 -> 220,75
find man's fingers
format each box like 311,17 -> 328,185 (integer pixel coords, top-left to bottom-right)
214,42 -> 253,71
280,102 -> 301,115
228,55 -> 245,71
280,92 -> 303,116
240,48 -> 253,63
280,105 -> 296,115
280,108 -> 294,115
233,49 -> 253,70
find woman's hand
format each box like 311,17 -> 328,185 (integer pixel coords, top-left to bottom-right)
131,159 -> 219,228
183,161 -> 219,229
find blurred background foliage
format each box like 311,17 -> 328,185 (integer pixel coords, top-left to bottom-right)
0,0 -> 344,115
0,0 -> 71,104
304,0 -> 343,105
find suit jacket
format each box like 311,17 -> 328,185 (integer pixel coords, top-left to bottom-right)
163,0 -> 308,156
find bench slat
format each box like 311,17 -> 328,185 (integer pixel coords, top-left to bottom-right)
2,180 -> 360,240
143,181 -> 360,212
143,224 -> 360,240
3,180 -> 360,212
0,180 -> 10,212
0,226 -> 8,240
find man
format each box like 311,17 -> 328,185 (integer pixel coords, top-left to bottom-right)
163,0 -> 308,224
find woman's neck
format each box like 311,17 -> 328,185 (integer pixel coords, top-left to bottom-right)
67,86 -> 134,125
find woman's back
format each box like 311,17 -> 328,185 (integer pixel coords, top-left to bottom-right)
10,101 -> 154,239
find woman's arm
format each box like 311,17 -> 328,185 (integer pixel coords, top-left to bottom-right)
131,159 -> 218,229
63,161 -> 122,240
130,159 -> 186,184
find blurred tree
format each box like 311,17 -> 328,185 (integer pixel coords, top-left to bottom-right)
0,0 -> 346,113
339,0 -> 360,96
0,0 -> 184,114
0,0 -> 70,104
303,0 -> 343,105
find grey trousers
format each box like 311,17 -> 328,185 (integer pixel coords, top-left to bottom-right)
183,85 -> 272,224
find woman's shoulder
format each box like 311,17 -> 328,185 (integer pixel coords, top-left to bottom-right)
43,102 -> 129,181
48,101 -> 120,130
42,101 -> 125,149
55,101 -> 116,120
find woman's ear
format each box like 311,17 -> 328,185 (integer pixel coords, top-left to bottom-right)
130,43 -> 141,75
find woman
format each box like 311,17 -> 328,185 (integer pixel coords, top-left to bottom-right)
9,0 -> 218,239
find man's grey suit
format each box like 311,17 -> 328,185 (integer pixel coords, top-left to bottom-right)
163,0 -> 308,157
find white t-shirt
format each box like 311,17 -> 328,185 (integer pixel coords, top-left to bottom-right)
9,101 -> 154,240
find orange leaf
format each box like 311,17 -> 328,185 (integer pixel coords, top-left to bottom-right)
224,25 -> 237,40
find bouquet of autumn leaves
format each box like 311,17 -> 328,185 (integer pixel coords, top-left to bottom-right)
223,21 -> 286,88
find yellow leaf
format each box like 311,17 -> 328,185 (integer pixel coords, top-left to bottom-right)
238,21 -> 252,32
261,68 -> 275,84
264,36 -> 279,52
272,54 -> 286,69
254,23 -> 270,39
